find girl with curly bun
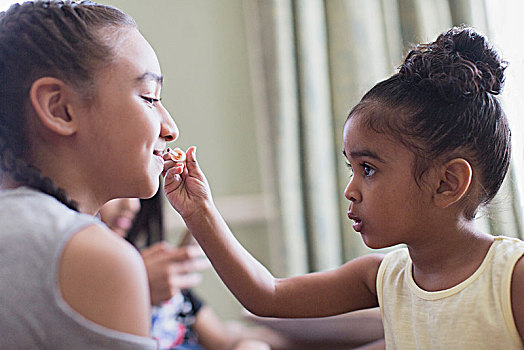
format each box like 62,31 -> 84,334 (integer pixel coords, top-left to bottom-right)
0,1 -> 177,348
163,27 -> 524,349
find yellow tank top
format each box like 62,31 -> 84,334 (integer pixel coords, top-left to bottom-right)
376,236 -> 524,349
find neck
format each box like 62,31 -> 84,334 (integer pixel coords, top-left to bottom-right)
26,138 -> 110,215
45,171 -> 103,215
406,219 -> 494,291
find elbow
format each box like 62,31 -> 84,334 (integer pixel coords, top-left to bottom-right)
242,280 -> 281,317
245,305 -> 274,318
238,294 -> 276,317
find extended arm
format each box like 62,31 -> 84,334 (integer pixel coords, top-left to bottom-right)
163,147 -> 381,318
243,307 -> 384,348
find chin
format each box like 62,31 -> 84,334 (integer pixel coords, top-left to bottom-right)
363,241 -> 387,250
361,234 -> 390,250
127,175 -> 159,199
140,180 -> 160,199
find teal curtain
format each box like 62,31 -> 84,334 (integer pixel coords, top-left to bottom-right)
243,0 -> 523,276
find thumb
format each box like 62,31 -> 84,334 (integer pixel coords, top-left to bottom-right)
185,146 -> 207,182
185,146 -> 199,173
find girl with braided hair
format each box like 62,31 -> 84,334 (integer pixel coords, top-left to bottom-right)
0,1 -> 178,348
163,27 -> 524,349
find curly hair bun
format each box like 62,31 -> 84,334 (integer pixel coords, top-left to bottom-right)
399,27 -> 507,101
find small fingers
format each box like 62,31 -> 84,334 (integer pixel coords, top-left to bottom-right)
169,248 -> 210,274
172,258 -> 211,275
141,241 -> 172,258
162,147 -> 186,177
168,147 -> 186,162
163,161 -> 184,177
171,273 -> 203,290
162,147 -> 186,163
171,245 -> 206,262
163,166 -> 184,192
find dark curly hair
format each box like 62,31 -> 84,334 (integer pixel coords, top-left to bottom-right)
347,27 -> 510,219
0,0 -> 136,210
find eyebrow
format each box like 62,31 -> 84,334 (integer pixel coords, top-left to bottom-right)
343,149 -> 385,163
135,72 -> 163,85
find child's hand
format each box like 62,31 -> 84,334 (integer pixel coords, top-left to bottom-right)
162,146 -> 213,220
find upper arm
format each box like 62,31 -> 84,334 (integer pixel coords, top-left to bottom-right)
511,255 -> 524,341
58,224 -> 152,337
270,253 -> 384,318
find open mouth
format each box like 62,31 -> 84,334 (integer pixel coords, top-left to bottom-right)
348,213 -> 363,232
153,149 -> 163,157
352,219 -> 362,232
152,149 -> 165,169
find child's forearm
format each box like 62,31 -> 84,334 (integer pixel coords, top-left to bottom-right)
183,201 -> 278,316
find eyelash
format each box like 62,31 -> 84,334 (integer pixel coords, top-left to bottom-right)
345,162 -> 375,177
141,96 -> 160,106
362,163 -> 376,177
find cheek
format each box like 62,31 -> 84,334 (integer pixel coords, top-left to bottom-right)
119,111 -> 159,152
367,185 -> 411,221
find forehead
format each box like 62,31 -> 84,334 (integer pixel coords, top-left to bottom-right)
102,28 -> 162,87
343,115 -> 410,162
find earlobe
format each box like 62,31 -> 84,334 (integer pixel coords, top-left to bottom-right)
29,77 -> 77,136
434,158 -> 473,209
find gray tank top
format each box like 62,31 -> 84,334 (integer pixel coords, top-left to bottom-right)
0,187 -> 157,349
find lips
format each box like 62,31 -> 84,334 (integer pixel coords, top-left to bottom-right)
152,149 -> 165,168
348,212 -> 363,232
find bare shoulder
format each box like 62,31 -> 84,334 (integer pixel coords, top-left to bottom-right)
511,254 -> 524,340
348,253 -> 385,295
58,223 -> 152,337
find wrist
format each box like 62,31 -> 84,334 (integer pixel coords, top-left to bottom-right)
182,199 -> 216,226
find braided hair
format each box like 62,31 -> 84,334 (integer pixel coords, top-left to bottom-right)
0,0 -> 136,210
347,27 -> 510,219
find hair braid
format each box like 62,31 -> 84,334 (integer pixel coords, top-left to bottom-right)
0,124 -> 79,210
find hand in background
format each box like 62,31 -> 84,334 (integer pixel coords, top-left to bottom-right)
163,146 -> 214,221
141,241 -> 210,305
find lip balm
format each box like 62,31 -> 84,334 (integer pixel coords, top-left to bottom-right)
169,147 -> 186,162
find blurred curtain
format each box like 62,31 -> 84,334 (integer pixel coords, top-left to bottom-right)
243,0 -> 523,276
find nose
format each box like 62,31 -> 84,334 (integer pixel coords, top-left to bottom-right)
159,105 -> 178,142
344,179 -> 361,203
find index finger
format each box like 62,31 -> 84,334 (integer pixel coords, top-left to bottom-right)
170,245 -> 207,262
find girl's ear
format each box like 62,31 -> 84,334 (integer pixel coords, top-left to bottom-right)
433,158 -> 473,209
29,77 -> 78,136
